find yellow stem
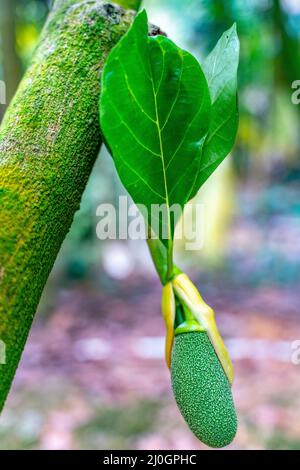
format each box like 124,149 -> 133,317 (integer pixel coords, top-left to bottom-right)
161,282 -> 176,369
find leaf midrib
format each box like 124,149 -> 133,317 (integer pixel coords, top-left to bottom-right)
148,42 -> 185,232
151,71 -> 170,239
148,41 -> 171,242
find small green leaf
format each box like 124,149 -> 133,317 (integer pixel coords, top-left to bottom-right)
100,10 -> 211,252
189,24 -> 240,198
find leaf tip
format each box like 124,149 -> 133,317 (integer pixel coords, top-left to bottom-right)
228,22 -> 239,42
136,8 -> 148,23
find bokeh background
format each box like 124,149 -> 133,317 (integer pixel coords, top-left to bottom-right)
1,0 -> 300,450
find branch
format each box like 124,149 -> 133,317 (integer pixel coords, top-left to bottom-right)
0,0 -> 139,411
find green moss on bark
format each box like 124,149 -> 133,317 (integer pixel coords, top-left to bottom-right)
0,1 -> 135,410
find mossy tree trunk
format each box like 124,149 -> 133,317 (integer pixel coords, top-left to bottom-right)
0,0 -> 140,411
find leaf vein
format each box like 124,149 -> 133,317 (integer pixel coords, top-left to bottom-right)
165,97 -> 205,171
106,97 -> 161,158
118,157 -> 166,202
204,105 -> 235,146
161,52 -> 184,131
119,59 -> 156,124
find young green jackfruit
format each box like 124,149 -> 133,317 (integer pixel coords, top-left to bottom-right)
171,331 -> 237,448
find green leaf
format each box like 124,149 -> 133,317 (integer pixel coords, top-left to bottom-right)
100,10 -> 211,253
189,24 -> 240,198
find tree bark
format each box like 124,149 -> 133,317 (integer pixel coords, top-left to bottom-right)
0,0 -> 138,411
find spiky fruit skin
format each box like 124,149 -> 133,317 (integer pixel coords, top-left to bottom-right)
171,332 -> 237,448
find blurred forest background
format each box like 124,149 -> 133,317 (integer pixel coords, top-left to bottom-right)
1,0 -> 300,450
